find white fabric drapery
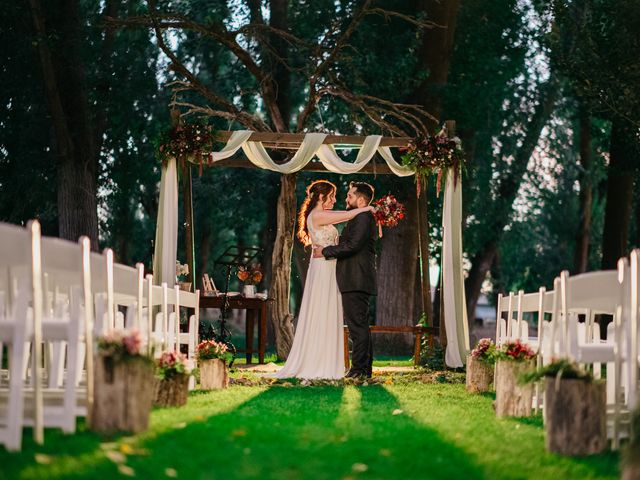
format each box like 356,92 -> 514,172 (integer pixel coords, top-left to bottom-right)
442,174 -> 470,367
152,157 -> 178,286
153,130 -> 469,366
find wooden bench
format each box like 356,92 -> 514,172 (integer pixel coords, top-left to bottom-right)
343,325 -> 439,368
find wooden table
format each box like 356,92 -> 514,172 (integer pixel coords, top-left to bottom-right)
199,294 -> 269,364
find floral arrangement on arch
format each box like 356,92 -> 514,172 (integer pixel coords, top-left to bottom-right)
197,339 -> 231,362
237,264 -> 263,285
98,329 -> 150,363
471,338 -> 497,365
156,350 -> 190,380
400,129 -> 465,197
493,339 -> 536,362
157,122 -> 216,170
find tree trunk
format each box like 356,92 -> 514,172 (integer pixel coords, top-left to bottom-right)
200,359 -> 229,390
269,174 -> 297,360
410,0 -> 461,338
573,108 -> 593,274
414,0 -> 461,129
494,360 -> 534,417
197,222 -> 212,291
465,354 -> 493,393
601,119 -> 636,269
465,78 -> 558,323
465,241 -> 498,323
376,191 -> 420,354
544,377 -> 606,455
28,0 -> 99,249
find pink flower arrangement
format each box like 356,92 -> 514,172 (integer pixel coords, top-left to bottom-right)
197,339 -> 230,361
157,350 -> 189,379
471,338 -> 496,363
98,329 -> 146,360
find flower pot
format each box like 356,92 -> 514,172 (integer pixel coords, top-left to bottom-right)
494,360 -> 534,417
243,285 -> 256,298
178,281 -> 192,292
544,377 -> 606,455
200,358 -> 229,390
465,354 -> 494,393
154,373 -> 190,408
91,353 -> 155,434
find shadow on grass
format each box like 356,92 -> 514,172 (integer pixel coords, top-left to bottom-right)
0,385 -> 619,480
122,384 -> 486,480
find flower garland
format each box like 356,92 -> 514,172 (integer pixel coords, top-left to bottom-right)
401,129 -> 465,197
373,194 -> 406,237
157,122 -> 217,174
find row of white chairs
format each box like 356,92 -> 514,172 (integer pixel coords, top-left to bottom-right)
495,252 -> 640,449
0,220 -> 200,451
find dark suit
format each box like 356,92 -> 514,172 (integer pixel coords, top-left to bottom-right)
322,212 -> 377,376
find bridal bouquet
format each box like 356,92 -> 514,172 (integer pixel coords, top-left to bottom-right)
373,195 -> 406,237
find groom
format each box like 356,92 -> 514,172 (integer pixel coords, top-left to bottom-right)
314,182 -> 377,378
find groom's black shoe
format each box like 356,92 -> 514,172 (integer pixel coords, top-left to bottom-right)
345,369 -> 366,379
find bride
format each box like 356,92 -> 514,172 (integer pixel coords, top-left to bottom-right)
274,180 -> 374,379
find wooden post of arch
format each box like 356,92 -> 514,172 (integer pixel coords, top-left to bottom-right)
171,107 -> 196,291
439,119 -> 457,348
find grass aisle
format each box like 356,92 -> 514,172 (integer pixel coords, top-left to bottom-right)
1,382 -> 618,479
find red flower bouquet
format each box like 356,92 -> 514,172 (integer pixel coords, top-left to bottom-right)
373,195 -> 406,237
495,340 -> 536,362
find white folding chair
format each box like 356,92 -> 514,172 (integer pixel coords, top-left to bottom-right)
558,264 -> 627,448
177,288 -> 199,390
0,221 -> 44,450
27,234 -> 94,434
495,292 -> 515,346
629,250 -> 640,413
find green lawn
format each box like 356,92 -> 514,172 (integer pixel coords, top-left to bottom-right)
1,377 -> 619,480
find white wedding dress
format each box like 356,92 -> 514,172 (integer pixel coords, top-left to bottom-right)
274,212 -> 345,379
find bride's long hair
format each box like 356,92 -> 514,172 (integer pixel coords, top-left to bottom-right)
297,180 -> 336,246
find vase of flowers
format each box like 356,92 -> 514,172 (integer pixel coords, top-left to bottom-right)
493,340 -> 536,417
197,339 -> 230,390
91,330 -> 155,434
154,351 -> 191,408
466,338 -> 496,393
237,264 -> 262,298
176,261 -> 191,291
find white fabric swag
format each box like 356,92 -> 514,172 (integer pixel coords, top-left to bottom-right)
153,130 -> 469,367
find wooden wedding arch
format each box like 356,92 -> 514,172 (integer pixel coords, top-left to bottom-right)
153,121 -> 470,367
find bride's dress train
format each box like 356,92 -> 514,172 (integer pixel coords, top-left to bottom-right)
274,213 -> 344,379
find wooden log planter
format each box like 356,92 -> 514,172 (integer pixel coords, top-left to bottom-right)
494,360 -> 535,417
544,377 -> 606,455
465,354 -> 494,393
154,373 -> 190,408
200,358 -> 229,390
91,353 -> 155,434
